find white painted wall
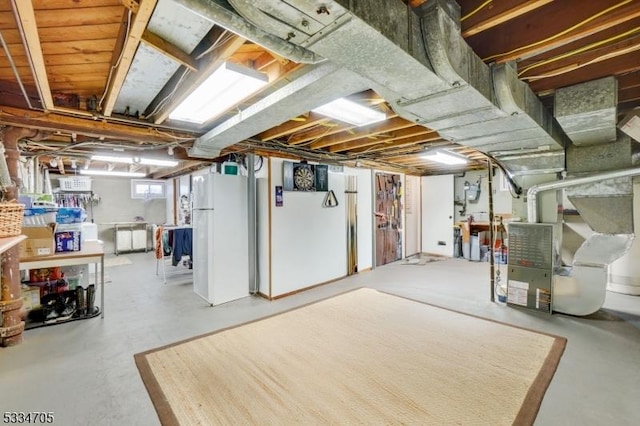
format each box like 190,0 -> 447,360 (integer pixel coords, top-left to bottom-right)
421,175 -> 454,256
453,170 -> 513,222
63,175 -> 167,254
166,178 -> 175,225
404,175 -> 421,257
269,158 -> 347,296
253,160 -> 374,298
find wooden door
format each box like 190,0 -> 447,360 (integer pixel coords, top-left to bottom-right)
375,172 -> 402,266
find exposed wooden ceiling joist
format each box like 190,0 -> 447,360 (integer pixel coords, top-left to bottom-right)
151,160 -> 208,179
258,112 -> 328,141
11,0 -> 53,109
520,33 -> 640,81
101,0 -> 157,116
328,126 -> 435,153
467,0 -> 640,63
0,105 -> 196,144
286,121 -> 354,146
529,48 -> 640,93
121,0 -> 139,14
140,29 -> 197,72
309,116 -> 410,150
148,31 -> 246,124
352,134 -> 444,155
461,0 -> 553,38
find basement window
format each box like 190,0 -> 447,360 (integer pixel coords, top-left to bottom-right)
131,179 -> 166,199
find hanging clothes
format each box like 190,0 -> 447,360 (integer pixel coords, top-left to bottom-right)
172,228 -> 192,267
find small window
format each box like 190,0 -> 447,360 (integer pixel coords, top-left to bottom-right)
131,179 -> 166,199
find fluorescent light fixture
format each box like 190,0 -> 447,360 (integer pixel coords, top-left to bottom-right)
169,61 -> 269,124
80,169 -> 147,178
312,98 -> 386,126
90,155 -> 178,168
139,157 -> 179,167
421,150 -> 468,165
91,155 -> 131,164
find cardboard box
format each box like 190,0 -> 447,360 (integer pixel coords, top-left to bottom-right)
20,226 -> 55,258
21,286 -> 41,311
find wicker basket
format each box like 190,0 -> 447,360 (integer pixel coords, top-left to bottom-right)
0,202 -> 24,237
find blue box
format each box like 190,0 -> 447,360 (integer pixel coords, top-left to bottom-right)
55,224 -> 81,252
56,207 -> 85,224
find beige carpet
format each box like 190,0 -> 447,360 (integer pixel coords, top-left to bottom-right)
135,288 -> 566,425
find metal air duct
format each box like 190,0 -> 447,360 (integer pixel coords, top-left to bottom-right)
526,167 -> 640,315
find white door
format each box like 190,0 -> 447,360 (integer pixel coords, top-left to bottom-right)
421,175 -> 454,256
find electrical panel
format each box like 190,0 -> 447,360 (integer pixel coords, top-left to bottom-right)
506,223 -> 555,314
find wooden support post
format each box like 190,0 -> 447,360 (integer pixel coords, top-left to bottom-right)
0,126 -> 37,346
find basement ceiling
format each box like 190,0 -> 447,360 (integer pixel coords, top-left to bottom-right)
0,0 -> 639,178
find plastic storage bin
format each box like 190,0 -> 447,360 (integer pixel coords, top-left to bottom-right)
58,177 -> 91,191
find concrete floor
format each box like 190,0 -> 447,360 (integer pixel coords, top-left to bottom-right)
1,252 -> 638,425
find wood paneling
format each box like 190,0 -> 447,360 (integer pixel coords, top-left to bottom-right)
33,6 -> 123,27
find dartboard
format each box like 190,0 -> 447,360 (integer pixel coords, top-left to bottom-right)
293,165 -> 315,191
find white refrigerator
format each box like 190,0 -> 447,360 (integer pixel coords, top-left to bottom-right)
192,173 -> 249,305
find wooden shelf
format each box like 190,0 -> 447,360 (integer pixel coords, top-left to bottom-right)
0,235 -> 27,254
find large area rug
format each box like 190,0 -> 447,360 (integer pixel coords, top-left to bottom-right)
135,288 -> 566,425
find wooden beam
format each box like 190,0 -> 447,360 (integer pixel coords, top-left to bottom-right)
329,126 -> 434,153
0,105 -> 197,144
521,34 -> 640,81
286,121 -> 354,145
468,0 -> 640,63
254,52 -> 279,71
462,0 -> 552,38
617,70 -> 640,91
151,160 -> 208,179
351,133 -> 443,155
121,0 -> 140,13
101,0 -> 158,116
148,32 -> 246,124
140,30 -> 197,72
258,112 -> 328,141
12,0 -> 54,109
528,48 -> 640,93
310,117 -> 411,150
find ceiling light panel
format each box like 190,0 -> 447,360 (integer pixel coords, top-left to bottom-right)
80,170 -> 147,178
91,155 -> 178,168
312,98 -> 386,127
169,62 -> 269,124
421,150 -> 468,165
